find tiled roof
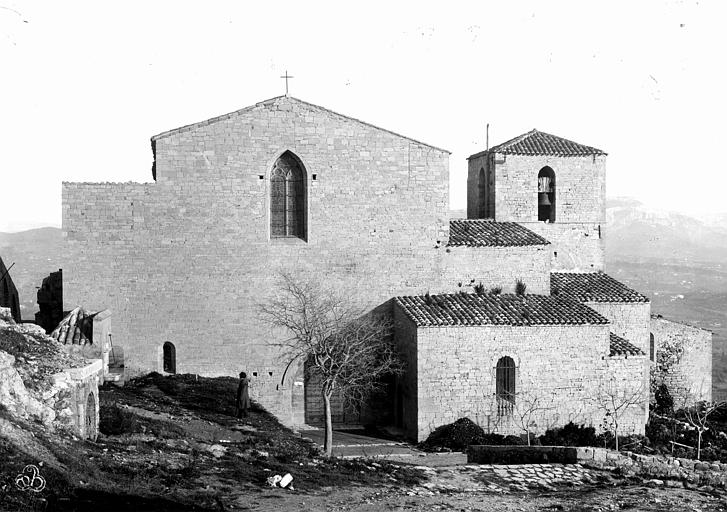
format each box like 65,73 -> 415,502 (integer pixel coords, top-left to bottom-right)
395,293 -> 609,327
470,129 -> 606,158
447,220 -> 550,247
50,306 -> 93,345
551,272 -> 649,303
609,332 -> 644,357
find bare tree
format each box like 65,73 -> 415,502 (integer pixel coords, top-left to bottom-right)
512,390 -> 555,446
679,382 -> 724,460
594,378 -> 646,451
259,273 -> 402,457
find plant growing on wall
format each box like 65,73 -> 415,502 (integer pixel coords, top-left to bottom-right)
515,280 -> 527,296
260,273 -> 402,457
651,334 -> 684,381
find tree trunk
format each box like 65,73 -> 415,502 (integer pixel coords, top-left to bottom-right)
697,431 -> 702,460
323,391 -> 333,457
614,425 -> 619,451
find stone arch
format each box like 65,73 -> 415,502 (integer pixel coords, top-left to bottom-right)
270,150 -> 307,240
538,166 -> 556,222
163,342 -> 176,374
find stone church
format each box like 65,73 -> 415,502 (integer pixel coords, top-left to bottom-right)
62,95 -> 711,441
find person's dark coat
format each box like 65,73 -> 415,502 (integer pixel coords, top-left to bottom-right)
235,377 -> 251,417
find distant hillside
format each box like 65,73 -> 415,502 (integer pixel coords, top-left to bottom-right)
0,227 -> 63,321
605,197 -> 727,265
604,198 -> 727,399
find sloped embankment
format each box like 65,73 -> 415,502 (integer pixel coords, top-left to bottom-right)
1,372 -> 423,511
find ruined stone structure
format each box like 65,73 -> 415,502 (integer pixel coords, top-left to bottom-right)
60,95 -> 709,440
650,314 -> 712,405
35,269 -> 63,333
0,256 -> 21,323
0,307 -> 101,440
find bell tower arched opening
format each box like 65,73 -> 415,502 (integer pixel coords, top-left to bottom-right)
538,166 -> 556,222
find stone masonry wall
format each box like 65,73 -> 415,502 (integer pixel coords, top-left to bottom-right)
523,222 -> 604,271
466,153 -> 495,219
600,354 -> 649,436
394,304 -> 419,439
587,302 -> 651,355
412,322 -> 621,442
492,154 -> 606,224
651,316 -> 712,404
440,245 -> 550,295
63,96 -> 538,425
466,152 -> 607,271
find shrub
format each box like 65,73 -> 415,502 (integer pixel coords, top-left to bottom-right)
418,417 -> 486,452
490,286 -> 502,295
654,383 -> 674,415
473,282 -> 486,296
539,422 -> 599,447
515,280 -> 527,296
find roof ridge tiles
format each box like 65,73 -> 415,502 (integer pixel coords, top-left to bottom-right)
468,128 -> 607,158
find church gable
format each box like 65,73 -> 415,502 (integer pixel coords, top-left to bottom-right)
151,96 -> 449,182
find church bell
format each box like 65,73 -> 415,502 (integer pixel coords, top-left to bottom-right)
538,192 -> 551,206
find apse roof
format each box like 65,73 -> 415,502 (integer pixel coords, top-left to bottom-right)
469,129 -> 606,159
551,272 -> 649,303
447,220 -> 550,248
609,332 -> 645,357
395,293 -> 609,327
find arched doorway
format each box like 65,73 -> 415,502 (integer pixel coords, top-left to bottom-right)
538,167 -> 556,222
85,393 -> 97,441
163,342 -> 176,374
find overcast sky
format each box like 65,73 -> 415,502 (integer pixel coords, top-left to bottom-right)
1,0 -> 725,231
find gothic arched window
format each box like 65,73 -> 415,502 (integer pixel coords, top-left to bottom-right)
270,151 -> 307,240
163,342 -> 176,374
538,166 -> 556,222
496,356 -> 516,416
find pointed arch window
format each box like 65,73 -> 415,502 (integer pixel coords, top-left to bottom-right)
496,356 -> 516,416
271,151 -> 307,240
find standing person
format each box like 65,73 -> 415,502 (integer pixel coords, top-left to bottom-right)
235,372 -> 251,419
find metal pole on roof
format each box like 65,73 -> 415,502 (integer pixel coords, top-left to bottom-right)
486,123 -> 490,150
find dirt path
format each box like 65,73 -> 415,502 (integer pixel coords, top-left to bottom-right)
221,484 -> 727,511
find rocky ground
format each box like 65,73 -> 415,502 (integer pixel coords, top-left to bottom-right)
2,373 -> 727,511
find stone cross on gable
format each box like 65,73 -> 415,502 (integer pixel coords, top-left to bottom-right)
280,70 -> 294,96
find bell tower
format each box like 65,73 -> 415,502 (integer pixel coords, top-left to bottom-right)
467,129 -> 607,271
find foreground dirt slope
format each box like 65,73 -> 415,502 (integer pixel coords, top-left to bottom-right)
2,373 -> 727,511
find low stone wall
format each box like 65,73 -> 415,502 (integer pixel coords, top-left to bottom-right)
468,445 -> 578,464
51,359 -> 102,440
468,444 -> 727,489
578,447 -> 727,490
